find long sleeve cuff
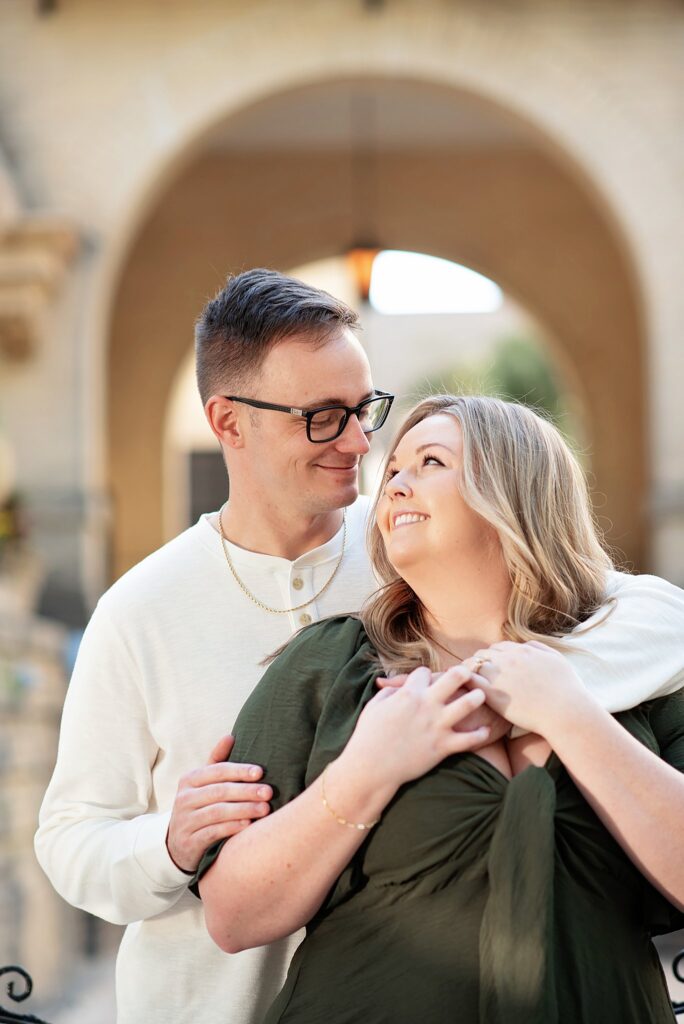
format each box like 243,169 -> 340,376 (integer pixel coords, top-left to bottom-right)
133,811 -> 194,891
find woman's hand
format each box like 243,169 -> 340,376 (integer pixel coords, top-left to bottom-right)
466,640 -> 597,740
201,666 -> 490,954
343,665 -> 490,792
377,671 -> 512,743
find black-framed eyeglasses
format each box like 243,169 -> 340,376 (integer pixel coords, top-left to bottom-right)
224,389 -> 395,443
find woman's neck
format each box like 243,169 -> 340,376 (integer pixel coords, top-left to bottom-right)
410,558 -> 511,665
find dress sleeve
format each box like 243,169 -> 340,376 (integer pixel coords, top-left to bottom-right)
190,616 -> 373,890
649,687 -> 684,772
641,688 -> 684,935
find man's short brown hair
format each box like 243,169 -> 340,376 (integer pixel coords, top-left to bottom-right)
195,268 -> 360,404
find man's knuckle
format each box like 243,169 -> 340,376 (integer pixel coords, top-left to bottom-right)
203,804 -> 222,825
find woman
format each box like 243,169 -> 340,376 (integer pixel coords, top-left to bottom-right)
195,395 -> 684,1023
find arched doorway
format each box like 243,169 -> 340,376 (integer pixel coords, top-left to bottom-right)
108,77 -> 646,578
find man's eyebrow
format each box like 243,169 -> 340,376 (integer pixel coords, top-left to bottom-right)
387,442 -> 456,464
301,390 -> 375,411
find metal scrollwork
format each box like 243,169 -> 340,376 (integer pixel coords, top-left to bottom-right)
0,953 -> 682,1019
673,949 -> 684,1016
0,967 -> 51,1024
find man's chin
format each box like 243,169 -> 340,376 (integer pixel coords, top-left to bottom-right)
330,480 -> 359,508
309,476 -> 359,512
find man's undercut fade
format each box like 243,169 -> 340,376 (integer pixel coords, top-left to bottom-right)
195,268 -> 361,404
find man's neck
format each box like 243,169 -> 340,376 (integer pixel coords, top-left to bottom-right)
212,501 -> 345,561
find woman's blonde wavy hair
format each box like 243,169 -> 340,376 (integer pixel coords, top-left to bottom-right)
361,394 -> 614,674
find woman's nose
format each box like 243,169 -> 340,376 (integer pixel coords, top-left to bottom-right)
384,472 -> 412,498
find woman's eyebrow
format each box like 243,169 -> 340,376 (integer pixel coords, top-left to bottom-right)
387,441 -> 456,465
415,443 -> 456,455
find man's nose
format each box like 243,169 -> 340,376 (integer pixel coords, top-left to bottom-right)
335,413 -> 372,454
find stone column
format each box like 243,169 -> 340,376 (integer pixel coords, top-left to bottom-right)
0,611 -> 81,999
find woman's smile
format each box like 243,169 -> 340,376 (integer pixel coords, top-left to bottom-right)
392,512 -> 430,529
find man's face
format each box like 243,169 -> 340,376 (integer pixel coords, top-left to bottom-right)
238,329 -> 376,518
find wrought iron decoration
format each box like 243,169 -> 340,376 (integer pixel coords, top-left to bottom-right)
673,949 -> 684,1016
0,967 -> 51,1024
1,955 -> 683,1018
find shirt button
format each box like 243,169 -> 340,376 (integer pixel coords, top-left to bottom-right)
299,612 -> 312,626
292,577 -> 304,591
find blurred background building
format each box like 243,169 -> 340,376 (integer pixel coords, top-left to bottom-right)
0,0 -> 682,1018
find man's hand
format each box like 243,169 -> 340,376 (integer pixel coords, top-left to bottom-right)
376,671 -> 510,745
166,735 -> 272,874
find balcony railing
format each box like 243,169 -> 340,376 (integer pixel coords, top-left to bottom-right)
2,955 -> 683,1021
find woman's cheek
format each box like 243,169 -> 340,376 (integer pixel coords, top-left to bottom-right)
376,500 -> 392,541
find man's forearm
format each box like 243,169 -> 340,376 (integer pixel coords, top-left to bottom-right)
564,572 -> 684,709
35,809 -> 190,925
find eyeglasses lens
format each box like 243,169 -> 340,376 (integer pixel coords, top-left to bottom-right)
309,397 -> 390,442
309,408 -> 347,441
359,397 -> 390,431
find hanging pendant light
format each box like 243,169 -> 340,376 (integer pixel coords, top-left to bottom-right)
346,244 -> 380,302
346,90 -> 381,303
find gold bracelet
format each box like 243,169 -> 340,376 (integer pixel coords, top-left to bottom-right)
320,765 -> 380,831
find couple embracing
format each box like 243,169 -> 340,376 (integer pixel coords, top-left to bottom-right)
37,270 -> 684,1024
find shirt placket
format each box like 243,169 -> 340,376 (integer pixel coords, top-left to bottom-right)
286,566 -> 317,632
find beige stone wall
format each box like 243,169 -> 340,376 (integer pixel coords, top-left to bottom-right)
0,615 -> 80,995
109,146 -> 646,574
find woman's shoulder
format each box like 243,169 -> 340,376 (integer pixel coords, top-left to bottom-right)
267,615 -> 376,688
632,687 -> 684,731
232,615 -> 377,742
251,615 -> 375,702
617,688 -> 684,769
288,613 -> 370,654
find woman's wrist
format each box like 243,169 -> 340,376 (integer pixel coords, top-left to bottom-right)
538,689 -> 603,749
323,751 -> 398,828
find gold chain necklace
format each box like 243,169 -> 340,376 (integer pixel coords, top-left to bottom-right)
218,504 -> 347,614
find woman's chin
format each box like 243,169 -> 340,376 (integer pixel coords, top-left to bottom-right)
387,543 -> 423,577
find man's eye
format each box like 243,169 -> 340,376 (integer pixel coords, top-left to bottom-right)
310,411 -> 340,427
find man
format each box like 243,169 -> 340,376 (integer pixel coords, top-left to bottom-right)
36,269 -> 684,1024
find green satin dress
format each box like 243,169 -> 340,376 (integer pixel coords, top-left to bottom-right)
194,616 -> 684,1024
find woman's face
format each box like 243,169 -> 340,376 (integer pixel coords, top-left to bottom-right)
376,414 -> 499,577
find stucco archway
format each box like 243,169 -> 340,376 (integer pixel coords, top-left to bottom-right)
107,76 -> 646,579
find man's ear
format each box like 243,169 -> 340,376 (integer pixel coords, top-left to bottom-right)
204,396 -> 245,450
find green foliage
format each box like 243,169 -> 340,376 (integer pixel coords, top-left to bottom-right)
411,334 -> 575,435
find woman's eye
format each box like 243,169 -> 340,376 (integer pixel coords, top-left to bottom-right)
422,454 -> 444,467
384,468 -> 398,482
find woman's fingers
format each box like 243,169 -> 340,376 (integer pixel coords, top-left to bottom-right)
375,673 -> 408,689
402,665 -> 434,692
427,664 -> 473,701
469,671 -> 492,688
443,686 -> 486,728
445,724 -> 491,753
367,686 -> 398,705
